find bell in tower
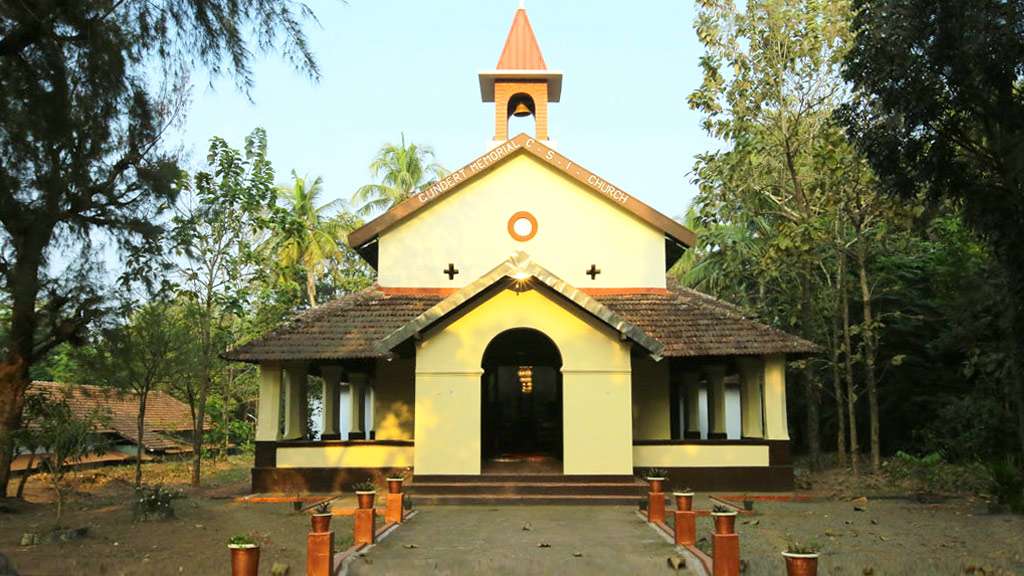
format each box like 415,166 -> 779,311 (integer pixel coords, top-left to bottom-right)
479,5 -> 562,146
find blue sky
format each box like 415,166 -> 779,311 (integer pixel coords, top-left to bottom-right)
173,1 -> 718,220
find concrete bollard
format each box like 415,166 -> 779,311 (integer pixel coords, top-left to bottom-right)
712,532 -> 740,576
354,508 -> 376,545
306,531 -> 333,576
647,491 -> 666,524
385,492 -> 405,524
673,510 -> 696,546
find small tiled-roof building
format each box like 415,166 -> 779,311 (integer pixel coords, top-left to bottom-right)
225,7 -> 817,496
14,381 -> 211,470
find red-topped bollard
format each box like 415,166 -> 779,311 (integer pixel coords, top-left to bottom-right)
645,469 -> 667,524
385,475 -> 406,524
711,507 -> 740,576
673,490 -> 696,545
306,530 -> 333,576
353,482 -> 377,545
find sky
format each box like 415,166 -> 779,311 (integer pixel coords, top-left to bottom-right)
173,1 -> 719,220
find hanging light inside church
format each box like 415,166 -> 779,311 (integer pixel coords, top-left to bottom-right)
518,365 -> 533,394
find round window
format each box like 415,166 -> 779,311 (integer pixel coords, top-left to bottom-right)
507,211 -> 538,242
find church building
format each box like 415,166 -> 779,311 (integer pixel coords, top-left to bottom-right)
225,7 -> 816,499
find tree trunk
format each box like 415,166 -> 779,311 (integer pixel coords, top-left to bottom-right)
842,256 -> 860,475
800,277 -> 821,467
832,250 -> 848,467
135,391 -> 148,488
192,362 -> 209,487
221,366 -> 232,460
0,354 -> 32,497
855,237 -> 881,473
306,269 -> 317,308
15,452 -> 35,499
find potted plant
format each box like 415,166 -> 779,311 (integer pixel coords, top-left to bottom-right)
673,487 -> 695,511
386,471 -> 405,495
310,501 -> 332,532
227,534 -> 260,576
645,468 -> 669,493
781,542 -> 820,576
353,480 -> 377,509
711,504 -> 737,534
742,494 -> 754,511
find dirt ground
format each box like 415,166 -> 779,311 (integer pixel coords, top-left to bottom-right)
347,506 -> 696,576
686,497 -> 1024,575
3,457 -> 1024,575
0,456 -> 353,576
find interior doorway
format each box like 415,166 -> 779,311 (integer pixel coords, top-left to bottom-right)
480,328 -> 563,470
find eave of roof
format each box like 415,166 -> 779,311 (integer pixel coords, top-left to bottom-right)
377,252 -> 665,359
347,134 -> 697,265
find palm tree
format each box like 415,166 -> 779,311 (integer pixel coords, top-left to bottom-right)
264,172 -> 345,308
352,133 -> 448,216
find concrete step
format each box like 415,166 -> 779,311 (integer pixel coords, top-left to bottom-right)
409,481 -> 642,497
409,493 -> 642,506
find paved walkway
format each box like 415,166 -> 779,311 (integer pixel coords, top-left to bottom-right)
347,506 -> 698,575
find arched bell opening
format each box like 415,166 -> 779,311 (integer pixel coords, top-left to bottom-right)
480,328 -> 563,470
505,92 -> 537,138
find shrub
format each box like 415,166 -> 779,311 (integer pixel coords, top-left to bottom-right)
645,468 -> 669,479
885,451 -> 990,495
987,459 -> 1024,514
314,501 -> 331,515
228,534 -> 257,547
133,485 -> 184,521
785,541 -> 821,555
352,480 -> 376,492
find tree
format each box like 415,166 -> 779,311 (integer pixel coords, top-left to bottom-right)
688,0 -> 857,463
352,134 -> 448,216
263,173 -> 347,308
0,0 -> 322,494
173,128 -> 276,486
30,389 -> 107,525
81,302 -> 188,487
840,0 -> 1024,460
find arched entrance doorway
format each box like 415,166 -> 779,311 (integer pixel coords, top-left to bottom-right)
480,328 -> 563,468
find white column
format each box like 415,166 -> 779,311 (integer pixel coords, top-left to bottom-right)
683,370 -> 701,438
255,363 -> 282,441
705,364 -> 727,438
283,364 -> 308,440
724,378 -> 742,439
321,366 -> 343,438
348,373 -> 367,439
738,357 -> 765,438
366,384 -> 375,439
763,355 -> 790,440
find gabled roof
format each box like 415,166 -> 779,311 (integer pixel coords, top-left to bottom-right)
347,134 -> 696,268
377,252 -> 665,359
497,7 -> 547,70
222,279 -> 818,363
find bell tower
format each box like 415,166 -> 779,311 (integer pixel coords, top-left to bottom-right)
479,5 -> 562,145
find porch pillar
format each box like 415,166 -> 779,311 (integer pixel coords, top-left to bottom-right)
705,365 -> 727,439
763,354 -> 790,440
321,366 -> 343,439
737,358 -> 765,438
682,370 -> 702,439
348,373 -> 367,440
255,362 -> 283,441
283,364 -> 308,440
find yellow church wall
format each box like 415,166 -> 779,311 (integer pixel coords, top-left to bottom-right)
373,358 -> 415,440
275,444 -> 414,469
377,154 -> 666,289
633,444 -> 770,468
414,287 -> 635,475
631,356 -> 670,440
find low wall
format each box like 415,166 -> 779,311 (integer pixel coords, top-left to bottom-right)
632,439 -> 792,491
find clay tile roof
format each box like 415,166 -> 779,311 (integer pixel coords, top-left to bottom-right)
223,279 -> 818,363
222,286 -> 441,362
27,381 -> 210,452
497,8 -> 547,70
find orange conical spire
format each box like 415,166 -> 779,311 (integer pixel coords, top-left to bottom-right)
496,6 -> 547,70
